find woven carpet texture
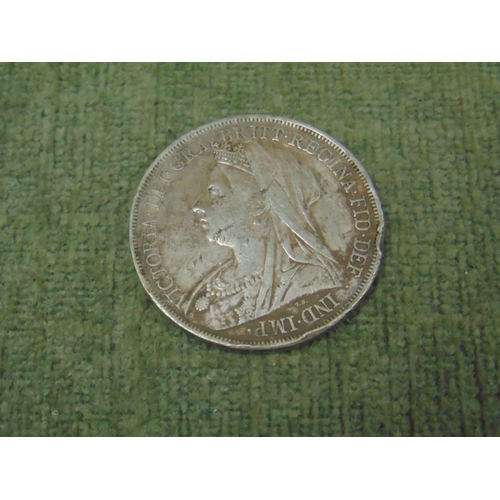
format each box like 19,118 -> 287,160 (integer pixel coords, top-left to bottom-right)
0,63 -> 499,436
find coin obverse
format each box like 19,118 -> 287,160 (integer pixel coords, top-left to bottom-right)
130,116 -> 384,350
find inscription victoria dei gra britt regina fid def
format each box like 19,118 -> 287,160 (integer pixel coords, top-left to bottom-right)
130,116 -> 384,350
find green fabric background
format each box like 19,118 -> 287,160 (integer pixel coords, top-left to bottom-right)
1,63 -> 499,436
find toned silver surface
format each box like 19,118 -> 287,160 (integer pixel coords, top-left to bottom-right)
130,116 -> 384,350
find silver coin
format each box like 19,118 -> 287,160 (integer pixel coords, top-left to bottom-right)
130,116 -> 384,350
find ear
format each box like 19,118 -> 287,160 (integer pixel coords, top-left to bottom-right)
252,198 -> 270,224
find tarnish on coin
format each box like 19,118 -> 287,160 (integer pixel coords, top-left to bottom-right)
130,116 -> 384,350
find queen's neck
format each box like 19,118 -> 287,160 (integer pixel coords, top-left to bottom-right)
226,230 -> 268,283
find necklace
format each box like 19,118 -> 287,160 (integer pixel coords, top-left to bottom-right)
195,271 -> 262,312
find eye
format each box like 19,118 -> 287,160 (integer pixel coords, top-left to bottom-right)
208,184 -> 223,200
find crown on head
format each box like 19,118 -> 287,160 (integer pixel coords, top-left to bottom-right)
212,142 -> 251,174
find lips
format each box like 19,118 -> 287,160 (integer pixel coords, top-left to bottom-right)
192,206 -> 209,231
194,215 -> 209,231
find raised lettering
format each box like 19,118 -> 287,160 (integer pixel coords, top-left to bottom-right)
320,292 -> 340,309
158,170 -> 172,184
300,293 -> 341,323
326,157 -> 342,168
355,219 -> 371,231
271,127 -> 285,142
143,243 -> 158,254
314,302 -> 332,315
303,139 -> 320,155
254,321 -> 268,337
351,251 -> 368,266
286,316 -> 299,332
145,253 -> 162,267
350,197 -> 367,208
288,133 -> 304,149
354,208 -> 369,218
354,238 -> 370,253
170,157 -> 185,171
347,263 -> 363,278
233,127 -> 246,140
317,148 -> 333,162
258,126 -> 271,140
142,230 -> 156,240
249,125 -> 258,139
156,275 -> 175,291
302,306 -> 321,324
252,316 -> 299,336
341,180 -> 356,192
266,316 -> 298,335
164,287 -> 186,308
219,129 -> 232,142
333,165 -> 350,181
353,208 -> 371,231
144,189 -> 164,209
150,266 -> 167,278
267,318 -> 288,335
179,148 -> 195,162
144,198 -> 160,209
197,142 -> 209,154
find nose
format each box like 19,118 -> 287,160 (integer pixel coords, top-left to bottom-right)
192,206 -> 205,216
192,194 -> 209,230
192,191 -> 209,213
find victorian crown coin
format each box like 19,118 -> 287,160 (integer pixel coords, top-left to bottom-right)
130,115 -> 384,350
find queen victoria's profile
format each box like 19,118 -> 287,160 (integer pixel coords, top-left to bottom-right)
185,141 -> 349,331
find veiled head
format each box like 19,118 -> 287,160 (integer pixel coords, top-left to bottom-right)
192,159 -> 268,248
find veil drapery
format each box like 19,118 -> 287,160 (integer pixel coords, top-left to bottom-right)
243,142 -> 345,313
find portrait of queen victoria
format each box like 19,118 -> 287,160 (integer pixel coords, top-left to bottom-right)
184,140 -> 352,331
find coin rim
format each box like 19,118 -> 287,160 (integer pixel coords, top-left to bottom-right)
129,115 -> 384,351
